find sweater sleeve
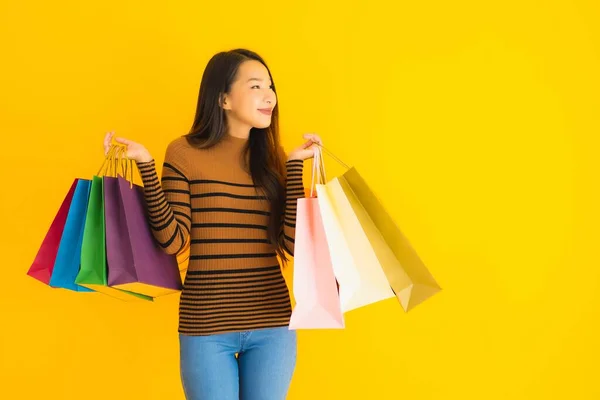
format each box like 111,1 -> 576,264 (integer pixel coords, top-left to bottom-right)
136,141 -> 192,255
279,159 -> 305,256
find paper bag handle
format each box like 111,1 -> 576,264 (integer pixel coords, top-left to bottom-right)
114,146 -> 134,188
99,145 -> 134,188
315,143 -> 350,170
309,146 -> 327,197
97,145 -> 121,177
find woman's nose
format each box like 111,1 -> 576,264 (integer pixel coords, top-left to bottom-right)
265,92 -> 276,105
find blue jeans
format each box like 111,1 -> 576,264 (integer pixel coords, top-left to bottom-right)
179,327 -> 297,400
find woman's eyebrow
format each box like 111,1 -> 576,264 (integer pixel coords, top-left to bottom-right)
247,77 -> 272,84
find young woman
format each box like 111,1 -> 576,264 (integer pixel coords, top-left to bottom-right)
102,49 -> 321,399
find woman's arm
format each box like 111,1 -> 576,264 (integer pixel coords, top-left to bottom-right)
279,159 -> 305,256
136,141 -> 192,255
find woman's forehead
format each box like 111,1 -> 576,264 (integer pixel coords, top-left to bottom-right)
237,60 -> 271,82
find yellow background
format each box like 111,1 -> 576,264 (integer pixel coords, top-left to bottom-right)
1,0 -> 599,399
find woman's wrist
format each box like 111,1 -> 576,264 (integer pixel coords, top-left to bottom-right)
286,154 -> 305,162
135,151 -> 154,164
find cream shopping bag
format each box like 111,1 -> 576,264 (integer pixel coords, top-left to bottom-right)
315,149 -> 395,313
318,145 -> 441,312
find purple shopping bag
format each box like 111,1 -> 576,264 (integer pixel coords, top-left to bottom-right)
104,175 -> 182,297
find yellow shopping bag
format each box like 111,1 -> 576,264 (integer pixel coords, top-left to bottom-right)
315,148 -> 395,313
318,145 -> 441,312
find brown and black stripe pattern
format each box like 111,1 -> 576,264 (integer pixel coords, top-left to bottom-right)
137,136 -> 304,335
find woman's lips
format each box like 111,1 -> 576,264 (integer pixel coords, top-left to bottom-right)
258,109 -> 272,115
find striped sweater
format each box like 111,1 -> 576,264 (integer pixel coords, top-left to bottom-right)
136,134 -> 304,336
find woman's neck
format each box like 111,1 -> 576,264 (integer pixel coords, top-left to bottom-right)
226,118 -> 251,140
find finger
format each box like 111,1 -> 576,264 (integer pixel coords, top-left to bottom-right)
114,137 -> 134,145
303,133 -> 322,145
301,139 -> 313,148
103,132 -> 114,154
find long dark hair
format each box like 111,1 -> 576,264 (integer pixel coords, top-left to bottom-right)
185,49 -> 288,262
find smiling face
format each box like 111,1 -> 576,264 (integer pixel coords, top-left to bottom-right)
221,59 -> 277,131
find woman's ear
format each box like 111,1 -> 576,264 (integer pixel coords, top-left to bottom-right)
220,93 -> 232,110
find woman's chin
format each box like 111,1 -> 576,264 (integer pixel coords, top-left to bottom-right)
253,120 -> 272,129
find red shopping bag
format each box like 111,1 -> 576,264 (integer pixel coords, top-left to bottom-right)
27,179 -> 78,285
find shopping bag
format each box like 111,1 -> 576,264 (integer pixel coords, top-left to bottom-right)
48,178 -> 94,292
104,150 -> 183,297
75,174 -> 152,301
289,149 -> 344,329
317,144 -> 441,311
340,167 -> 441,311
27,179 -> 78,285
316,180 -> 395,312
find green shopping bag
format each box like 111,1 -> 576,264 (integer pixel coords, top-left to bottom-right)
75,152 -> 152,302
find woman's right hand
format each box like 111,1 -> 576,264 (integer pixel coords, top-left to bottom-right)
104,131 -> 153,163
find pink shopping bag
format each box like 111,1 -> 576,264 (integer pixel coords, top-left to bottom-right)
289,148 -> 344,329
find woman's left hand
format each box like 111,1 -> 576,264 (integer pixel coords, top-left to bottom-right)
287,133 -> 323,161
